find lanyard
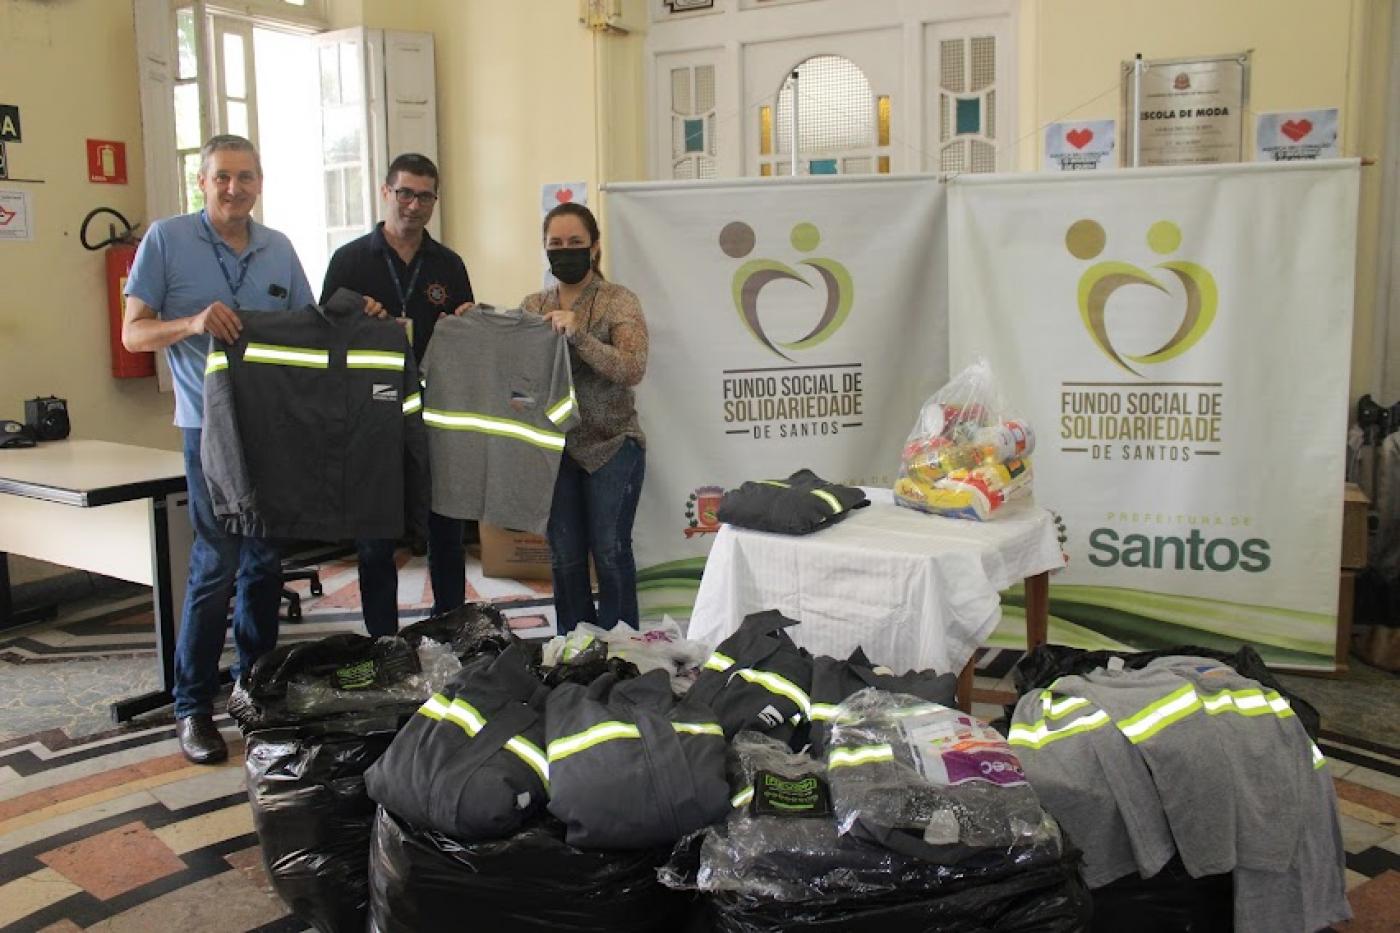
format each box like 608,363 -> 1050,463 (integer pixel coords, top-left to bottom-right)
200,211 -> 254,310
383,250 -> 424,317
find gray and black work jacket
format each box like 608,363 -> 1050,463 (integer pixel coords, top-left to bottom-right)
201,287 -> 429,540
546,669 -> 729,849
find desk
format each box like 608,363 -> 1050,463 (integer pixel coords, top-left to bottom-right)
0,440 -> 193,722
689,489 -> 1061,709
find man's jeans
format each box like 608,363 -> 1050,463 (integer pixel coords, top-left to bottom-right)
547,439 -> 645,634
356,511 -> 466,633
174,428 -> 282,719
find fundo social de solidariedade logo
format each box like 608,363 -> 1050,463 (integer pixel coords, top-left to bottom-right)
1060,218 -> 1269,575
712,220 -> 865,443
680,219 -> 869,541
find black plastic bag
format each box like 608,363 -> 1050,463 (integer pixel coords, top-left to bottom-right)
1088,856 -> 1231,932
368,807 -> 694,932
230,603 -> 511,730
245,710 -> 407,933
1006,644 -> 1319,740
701,854 -> 1091,932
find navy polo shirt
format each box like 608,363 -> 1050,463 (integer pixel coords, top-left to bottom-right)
320,223 -> 474,362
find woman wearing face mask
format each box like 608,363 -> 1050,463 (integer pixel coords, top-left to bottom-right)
522,202 -> 648,633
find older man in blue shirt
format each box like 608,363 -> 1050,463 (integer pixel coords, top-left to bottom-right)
122,135 -> 323,764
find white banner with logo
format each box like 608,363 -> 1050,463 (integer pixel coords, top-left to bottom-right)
607,176 -> 949,618
949,160 -> 1359,669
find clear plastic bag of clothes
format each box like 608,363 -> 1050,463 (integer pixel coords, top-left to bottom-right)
230,603 -> 512,729
894,357 -> 1035,521
540,618 -> 711,692
826,689 -> 1061,864
662,733 -> 1069,905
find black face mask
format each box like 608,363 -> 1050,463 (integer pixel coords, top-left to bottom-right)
548,247 -> 593,285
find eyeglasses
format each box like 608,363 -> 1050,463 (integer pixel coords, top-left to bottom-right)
392,187 -> 438,206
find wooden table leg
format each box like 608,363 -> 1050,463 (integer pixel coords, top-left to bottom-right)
956,657 -> 974,713
1025,571 -> 1050,651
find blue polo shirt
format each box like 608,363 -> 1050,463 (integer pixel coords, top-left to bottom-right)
125,211 -> 315,428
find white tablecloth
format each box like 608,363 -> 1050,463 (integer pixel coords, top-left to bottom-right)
688,489 -> 1063,675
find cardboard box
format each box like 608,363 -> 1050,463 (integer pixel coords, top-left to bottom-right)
479,525 -> 553,581
1342,483 -> 1369,569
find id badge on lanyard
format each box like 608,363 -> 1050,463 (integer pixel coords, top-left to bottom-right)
201,211 -> 254,310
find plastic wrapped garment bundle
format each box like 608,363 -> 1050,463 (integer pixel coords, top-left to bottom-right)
664,733 -> 1069,904
229,603 -> 512,730
827,689 -> 1062,864
539,617 -> 711,692
246,709 -> 406,933
697,854 -> 1091,933
367,807 -> 694,933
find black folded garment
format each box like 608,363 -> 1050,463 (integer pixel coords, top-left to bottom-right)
717,469 -> 869,535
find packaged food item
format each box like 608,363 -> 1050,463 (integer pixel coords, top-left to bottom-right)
895,359 -> 1034,521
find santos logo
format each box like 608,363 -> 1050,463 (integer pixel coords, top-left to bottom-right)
1087,528 -> 1270,573
718,220 -> 854,360
1065,219 -> 1218,378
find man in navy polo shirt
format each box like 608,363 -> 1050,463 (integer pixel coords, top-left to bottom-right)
122,135 -> 316,765
320,153 -> 475,635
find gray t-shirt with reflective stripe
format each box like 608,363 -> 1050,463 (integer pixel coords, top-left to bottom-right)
422,306 -> 577,533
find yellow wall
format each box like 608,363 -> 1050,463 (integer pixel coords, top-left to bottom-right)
1020,0 -> 1391,403
0,0 -> 175,451
0,0 -> 176,585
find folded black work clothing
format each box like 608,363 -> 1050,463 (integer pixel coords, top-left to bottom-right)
689,610 -> 814,743
365,645 -> 550,842
805,648 -> 958,757
202,287 -> 429,540
546,668 -> 730,849
717,469 -> 869,535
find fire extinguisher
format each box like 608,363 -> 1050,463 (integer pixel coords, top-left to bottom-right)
82,207 -> 152,379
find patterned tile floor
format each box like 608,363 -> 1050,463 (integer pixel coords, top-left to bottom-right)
0,557 -> 1397,931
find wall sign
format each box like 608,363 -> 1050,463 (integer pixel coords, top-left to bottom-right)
86,139 -> 128,185
0,188 -> 34,241
1044,120 -> 1116,171
1121,54 -> 1249,166
0,105 -> 19,143
1255,109 -> 1339,161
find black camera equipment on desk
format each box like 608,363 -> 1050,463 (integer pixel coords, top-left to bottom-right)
25,396 -> 71,441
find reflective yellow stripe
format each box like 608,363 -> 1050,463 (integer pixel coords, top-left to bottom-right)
1311,743 -> 1327,770
731,785 -> 754,808
417,694 -> 549,786
1042,692 -> 1090,720
346,350 -> 406,371
205,351 -> 229,375
547,721 -> 641,762
672,721 -> 724,737
243,342 -> 329,368
757,480 -> 790,487
829,744 -> 895,770
1116,685 -> 1201,744
423,409 -> 565,451
811,489 -> 843,513
703,651 -> 735,673
735,667 -> 812,719
810,702 -> 842,722
402,392 -> 422,414
546,389 -> 577,425
1008,709 -> 1111,749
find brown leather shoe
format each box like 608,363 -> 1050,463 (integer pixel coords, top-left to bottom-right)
177,714 -> 228,765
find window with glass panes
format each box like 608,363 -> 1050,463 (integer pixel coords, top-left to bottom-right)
937,35 -> 998,173
756,55 -> 890,177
